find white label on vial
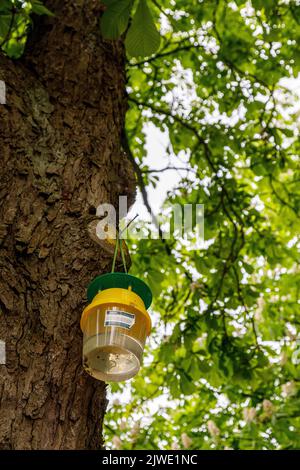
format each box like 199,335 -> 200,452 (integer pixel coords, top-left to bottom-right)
104,309 -> 135,329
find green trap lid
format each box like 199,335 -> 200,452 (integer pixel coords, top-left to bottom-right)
87,272 -> 152,309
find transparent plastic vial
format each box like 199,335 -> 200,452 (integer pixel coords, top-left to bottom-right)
83,330 -> 143,382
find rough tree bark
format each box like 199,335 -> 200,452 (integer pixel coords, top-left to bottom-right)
0,0 -> 135,449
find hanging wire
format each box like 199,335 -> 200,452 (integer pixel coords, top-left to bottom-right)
111,233 -> 127,273
119,235 -> 127,273
110,215 -> 138,274
111,230 -> 119,273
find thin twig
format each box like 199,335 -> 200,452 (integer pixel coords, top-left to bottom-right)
142,165 -> 196,174
130,44 -> 203,68
120,214 -> 139,235
269,175 -> 298,215
232,264 -> 260,349
111,232 -> 119,273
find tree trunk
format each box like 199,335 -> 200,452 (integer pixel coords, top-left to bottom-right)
0,0 -> 134,449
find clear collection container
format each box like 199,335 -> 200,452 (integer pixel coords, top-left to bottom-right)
81,285 -> 151,382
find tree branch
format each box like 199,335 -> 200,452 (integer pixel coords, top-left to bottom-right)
129,44 -> 203,68
232,264 -> 260,349
142,165 -> 196,174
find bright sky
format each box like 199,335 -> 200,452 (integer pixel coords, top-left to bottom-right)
129,76 -> 300,225
127,122 -> 189,221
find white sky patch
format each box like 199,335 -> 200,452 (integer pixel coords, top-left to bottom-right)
251,195 -> 265,211
163,60 -> 199,118
127,122 -> 191,221
277,75 -> 300,135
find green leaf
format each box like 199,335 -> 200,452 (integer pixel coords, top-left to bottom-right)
31,1 -> 54,16
279,128 -> 294,138
189,357 -> 206,380
180,372 -> 196,395
252,0 -> 274,12
0,15 -> 11,37
125,0 -> 160,58
0,0 -> 11,13
219,354 -> 234,378
243,262 -> 254,274
100,0 -> 132,40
